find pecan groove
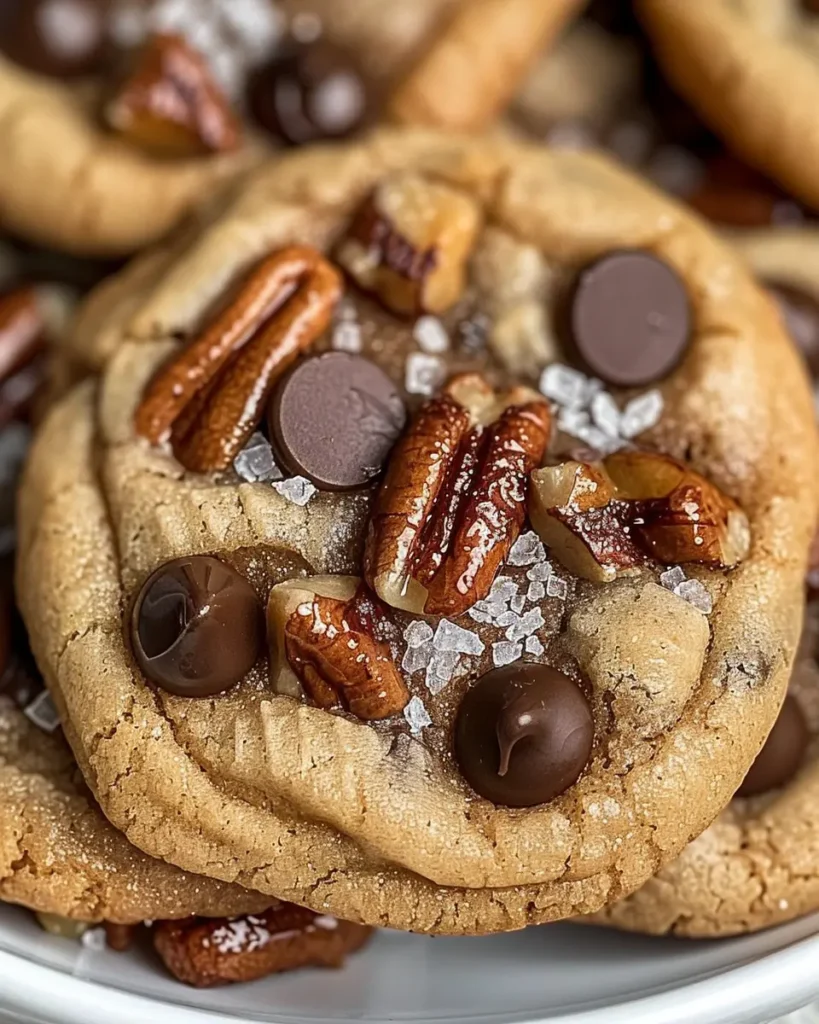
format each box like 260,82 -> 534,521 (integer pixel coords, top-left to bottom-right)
365,379 -> 551,615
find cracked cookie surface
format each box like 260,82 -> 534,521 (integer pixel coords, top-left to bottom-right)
18,129 -> 819,934
0,695 -> 269,923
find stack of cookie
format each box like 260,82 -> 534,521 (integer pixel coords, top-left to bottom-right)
2,0 -> 819,994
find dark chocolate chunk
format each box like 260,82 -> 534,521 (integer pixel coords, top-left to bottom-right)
767,281 -> 819,379
0,0 -> 108,79
454,664 -> 594,808
737,695 -> 809,798
566,249 -> 691,387
248,40 -> 371,147
269,352 -> 406,491
131,555 -> 263,697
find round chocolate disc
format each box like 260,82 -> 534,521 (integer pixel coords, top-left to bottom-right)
269,352 -> 406,491
767,281 -> 819,379
131,556 -> 263,698
248,40 -> 372,147
567,249 -> 692,387
737,695 -> 809,798
454,664 -> 594,808
0,0 -> 108,79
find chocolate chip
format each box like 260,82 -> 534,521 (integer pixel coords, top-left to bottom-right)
0,0 -> 108,79
248,40 -> 371,147
454,664 -> 594,808
687,155 -> 806,228
269,352 -> 406,491
767,281 -> 819,379
567,250 -> 691,387
131,556 -> 263,698
737,696 -> 809,798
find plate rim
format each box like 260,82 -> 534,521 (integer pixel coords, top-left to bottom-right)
1,927 -> 819,1024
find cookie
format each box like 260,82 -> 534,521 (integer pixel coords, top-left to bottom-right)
637,0 -> 819,212
0,0 -> 578,257
0,691 -> 268,924
590,596 -> 819,938
17,130 -> 819,935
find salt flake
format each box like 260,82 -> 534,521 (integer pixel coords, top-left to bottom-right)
413,316 -> 450,354
525,635 -> 544,657
527,581 -> 545,602
425,649 -> 461,695
332,320 -> 362,353
660,566 -> 686,591
404,696 -> 432,735
233,432 -> 283,483
272,476 -> 317,506
620,390 -> 663,439
675,579 -> 713,615
590,391 -> 622,438
492,640 -> 523,668
24,691 -> 61,733
432,619 -> 485,655
506,607 -> 544,643
546,575 -> 568,600
405,352 -> 445,396
507,531 -> 546,566
539,364 -> 596,409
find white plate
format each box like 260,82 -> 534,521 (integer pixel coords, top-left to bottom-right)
0,903 -> 818,1024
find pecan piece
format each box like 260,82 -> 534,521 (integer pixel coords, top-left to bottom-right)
337,174 -> 481,316
365,374 -> 551,615
530,450 -> 750,581
0,286 -> 45,429
134,246 -> 342,472
106,33 -> 241,158
268,575 -> 408,720
153,905 -> 372,988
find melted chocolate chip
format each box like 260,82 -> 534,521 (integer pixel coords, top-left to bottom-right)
131,556 -> 263,697
248,40 -> 371,147
454,664 -> 594,808
737,696 -> 809,798
269,352 -> 406,491
0,0 -> 108,79
566,250 -> 691,387
767,281 -> 819,379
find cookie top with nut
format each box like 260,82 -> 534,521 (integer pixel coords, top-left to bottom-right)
18,129 -> 819,935
0,0 -> 578,257
637,0 -> 819,214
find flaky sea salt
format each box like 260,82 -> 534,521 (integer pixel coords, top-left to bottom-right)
432,620 -> 485,655
590,391 -> 622,438
675,579 -> 713,615
272,476 -> 316,506
332,320 -> 362,353
546,575 -> 568,600
404,696 -> 432,735
413,316 -> 450,354
539,364 -> 597,409
24,691 -> 61,733
660,566 -> 686,591
401,620 -> 434,674
620,390 -> 664,439
510,594 -> 526,614
527,581 -> 545,602
492,640 -> 523,668
405,352 -> 445,396
425,649 -> 461,695
525,635 -> 545,657
233,432 -> 283,483
507,531 -> 546,566
506,607 -> 544,643
527,561 -> 552,583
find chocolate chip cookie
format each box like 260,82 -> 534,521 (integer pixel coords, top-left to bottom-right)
0,0 -> 579,257
637,0 -> 819,213
17,130 -> 819,934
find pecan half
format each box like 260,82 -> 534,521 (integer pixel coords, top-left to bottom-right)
134,246 -> 342,472
153,905 -> 372,988
0,286 -> 44,428
530,450 -> 750,582
336,174 -> 481,316
106,33 -> 241,157
268,575 -> 408,720
365,374 -> 551,615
